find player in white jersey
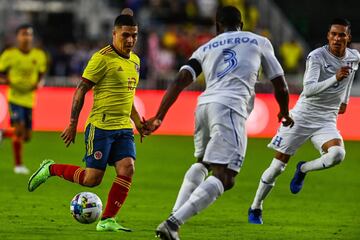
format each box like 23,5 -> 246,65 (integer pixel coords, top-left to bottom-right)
248,18 -> 360,225
144,6 -> 293,240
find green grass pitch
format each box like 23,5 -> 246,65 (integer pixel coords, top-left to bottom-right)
0,132 -> 359,240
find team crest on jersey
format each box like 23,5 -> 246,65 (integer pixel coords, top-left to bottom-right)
94,151 -> 103,160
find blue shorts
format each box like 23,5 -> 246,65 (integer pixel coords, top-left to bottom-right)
84,124 -> 136,170
9,103 -> 33,130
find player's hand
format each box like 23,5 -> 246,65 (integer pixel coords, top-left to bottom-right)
338,103 -> 347,114
336,66 -> 352,81
0,76 -> 9,84
30,83 -> 39,91
61,123 -> 77,147
135,117 -> 147,143
278,112 -> 294,128
143,117 -> 162,135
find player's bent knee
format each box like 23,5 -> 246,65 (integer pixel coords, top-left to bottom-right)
83,176 -> 102,187
328,146 -> 346,165
115,158 -> 135,177
123,162 -> 135,176
83,179 -> 101,187
220,175 -> 236,191
223,178 -> 235,191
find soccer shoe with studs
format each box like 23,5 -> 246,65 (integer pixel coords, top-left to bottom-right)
155,221 -> 180,240
290,161 -> 307,194
28,159 -> 54,192
96,218 -> 132,232
248,208 -> 263,224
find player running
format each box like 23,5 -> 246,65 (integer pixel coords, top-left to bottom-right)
0,24 -> 47,174
28,9 -> 144,232
145,6 -> 293,240
248,18 -> 360,224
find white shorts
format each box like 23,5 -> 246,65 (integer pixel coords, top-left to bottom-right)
268,114 -> 343,155
194,103 -> 247,172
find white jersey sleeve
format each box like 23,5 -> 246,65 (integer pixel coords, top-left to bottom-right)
302,53 -> 337,97
342,75 -> 352,104
261,38 -> 284,80
188,47 -> 204,65
342,49 -> 360,104
179,48 -> 205,82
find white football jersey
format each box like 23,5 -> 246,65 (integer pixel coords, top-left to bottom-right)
292,45 -> 360,123
183,31 -> 284,119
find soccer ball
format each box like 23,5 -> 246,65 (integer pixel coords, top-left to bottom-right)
70,192 -> 103,224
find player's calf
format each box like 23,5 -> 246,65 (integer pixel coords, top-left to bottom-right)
301,146 -> 345,173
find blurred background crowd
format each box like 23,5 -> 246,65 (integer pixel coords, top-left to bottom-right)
0,0 -> 359,94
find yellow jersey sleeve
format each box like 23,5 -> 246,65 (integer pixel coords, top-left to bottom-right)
37,50 -> 47,74
0,50 -> 11,72
82,52 -> 107,84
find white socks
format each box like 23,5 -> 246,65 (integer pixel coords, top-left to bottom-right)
172,176 -> 224,225
251,158 -> 286,210
301,146 -> 345,173
172,163 -> 209,213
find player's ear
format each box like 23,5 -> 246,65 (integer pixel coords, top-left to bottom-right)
327,31 -> 331,42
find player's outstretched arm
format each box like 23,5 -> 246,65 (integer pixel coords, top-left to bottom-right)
271,75 -> 294,128
145,69 -> 194,133
61,79 -> 94,147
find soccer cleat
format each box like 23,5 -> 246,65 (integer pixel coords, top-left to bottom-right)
155,221 -> 180,240
248,208 -> 263,224
14,165 -> 30,175
27,159 -> 54,192
290,161 -> 307,194
96,218 -> 132,232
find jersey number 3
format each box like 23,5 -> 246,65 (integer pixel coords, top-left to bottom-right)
217,49 -> 238,78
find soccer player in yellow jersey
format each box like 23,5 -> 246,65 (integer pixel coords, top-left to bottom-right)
0,24 -> 47,174
28,9 -> 144,232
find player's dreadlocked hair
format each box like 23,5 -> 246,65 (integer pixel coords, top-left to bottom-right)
114,8 -> 137,27
216,6 -> 242,29
329,18 -> 351,34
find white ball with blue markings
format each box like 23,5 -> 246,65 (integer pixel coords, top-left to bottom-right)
70,192 -> 103,224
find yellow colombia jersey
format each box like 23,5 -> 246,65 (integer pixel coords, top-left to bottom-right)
0,47 -> 47,108
82,45 -> 140,130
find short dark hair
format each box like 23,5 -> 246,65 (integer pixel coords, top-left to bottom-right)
114,14 -> 137,27
16,24 -> 33,34
329,18 -> 351,34
216,6 -> 242,28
